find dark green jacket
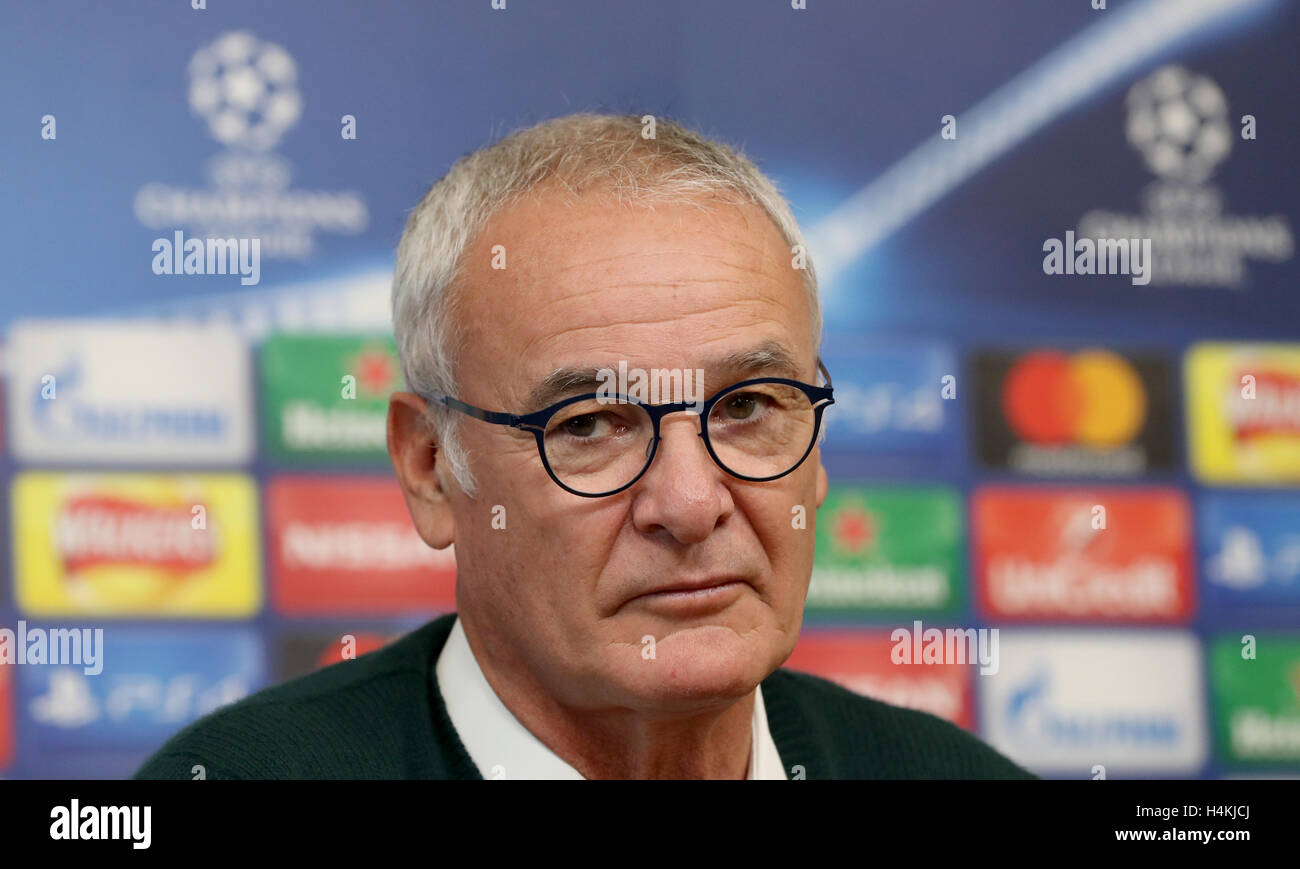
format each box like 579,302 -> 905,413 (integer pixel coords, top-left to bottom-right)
135,613 -> 1034,780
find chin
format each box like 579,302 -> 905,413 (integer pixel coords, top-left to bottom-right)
613,622 -> 780,711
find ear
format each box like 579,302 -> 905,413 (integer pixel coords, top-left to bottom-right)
388,392 -> 456,550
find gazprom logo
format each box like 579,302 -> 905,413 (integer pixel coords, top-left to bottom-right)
7,321 -> 254,466
1006,669 -> 1181,747
978,631 -> 1206,773
33,359 -> 228,443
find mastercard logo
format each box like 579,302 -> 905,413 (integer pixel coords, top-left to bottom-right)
1001,350 -> 1147,447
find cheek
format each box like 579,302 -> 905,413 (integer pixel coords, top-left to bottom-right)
484,431 -> 549,484
741,477 -> 818,589
463,485 -> 626,610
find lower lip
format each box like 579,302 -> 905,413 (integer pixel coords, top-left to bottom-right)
630,581 -> 747,615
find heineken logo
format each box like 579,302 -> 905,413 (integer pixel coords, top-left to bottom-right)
809,487 -> 960,614
261,334 -> 400,461
832,504 -> 876,556
351,347 -> 398,397
1213,637 -> 1300,764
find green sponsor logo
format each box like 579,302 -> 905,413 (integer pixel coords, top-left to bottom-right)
1211,634 -> 1300,766
261,334 -> 401,462
808,485 -> 962,614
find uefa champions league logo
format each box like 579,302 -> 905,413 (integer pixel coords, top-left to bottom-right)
1124,65 -> 1232,185
134,31 -> 367,263
188,31 -> 303,153
1070,64 -> 1293,289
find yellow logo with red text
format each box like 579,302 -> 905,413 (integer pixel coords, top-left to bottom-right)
13,472 -> 261,616
1186,343 -> 1300,483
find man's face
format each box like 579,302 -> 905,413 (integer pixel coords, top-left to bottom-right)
436,186 -> 826,714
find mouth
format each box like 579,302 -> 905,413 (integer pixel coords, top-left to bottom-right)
626,577 -> 750,615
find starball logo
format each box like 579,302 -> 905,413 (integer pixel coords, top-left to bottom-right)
1073,65 -> 1293,288
134,31 -> 367,263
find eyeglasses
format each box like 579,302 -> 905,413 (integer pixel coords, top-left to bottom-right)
420,359 -> 834,497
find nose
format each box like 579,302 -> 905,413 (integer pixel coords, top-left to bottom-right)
629,411 -> 734,545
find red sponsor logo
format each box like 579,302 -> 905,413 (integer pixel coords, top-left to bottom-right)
784,632 -> 973,728
56,495 -> 215,573
351,347 -> 398,397
972,486 -> 1194,622
1001,350 -> 1147,448
1228,369 -> 1300,440
267,477 -> 456,615
832,504 -> 876,556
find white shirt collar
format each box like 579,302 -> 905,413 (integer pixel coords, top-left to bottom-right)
436,616 -> 786,780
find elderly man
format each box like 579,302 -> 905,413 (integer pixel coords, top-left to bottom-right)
136,113 -> 1032,780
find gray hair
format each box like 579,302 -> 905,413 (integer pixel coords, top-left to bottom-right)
391,112 -> 821,496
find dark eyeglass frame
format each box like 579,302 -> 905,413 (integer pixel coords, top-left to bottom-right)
418,358 -> 834,498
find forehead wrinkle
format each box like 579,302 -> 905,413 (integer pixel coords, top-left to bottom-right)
516,339 -> 805,413
515,300 -> 784,350
557,257 -> 788,291
476,258 -> 790,336
581,307 -> 775,340
552,238 -> 773,273
485,291 -> 798,375
551,249 -> 733,273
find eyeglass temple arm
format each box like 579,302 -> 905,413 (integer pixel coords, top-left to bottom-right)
423,392 -> 522,427
817,357 -> 833,390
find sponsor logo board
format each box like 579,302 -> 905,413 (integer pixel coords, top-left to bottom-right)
13,472 -> 261,618
979,630 -> 1207,775
972,486 -> 1194,622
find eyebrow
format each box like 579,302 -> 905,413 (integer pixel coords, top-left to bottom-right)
522,340 -> 804,411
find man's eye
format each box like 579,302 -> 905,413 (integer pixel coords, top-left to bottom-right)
559,412 -> 629,439
721,393 -> 766,421
563,414 -> 602,437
